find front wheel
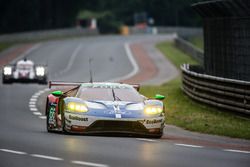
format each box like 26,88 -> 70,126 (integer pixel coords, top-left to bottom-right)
46,99 -> 53,133
152,133 -> 163,138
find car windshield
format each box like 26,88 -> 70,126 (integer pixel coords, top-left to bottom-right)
77,87 -> 144,102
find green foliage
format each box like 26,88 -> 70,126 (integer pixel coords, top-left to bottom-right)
97,12 -> 122,34
0,0 -> 204,34
140,41 -> 250,139
77,11 -> 110,20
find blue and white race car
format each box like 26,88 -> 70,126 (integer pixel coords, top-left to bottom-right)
46,81 -> 165,138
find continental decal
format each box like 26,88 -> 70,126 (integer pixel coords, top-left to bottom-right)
146,119 -> 162,124
69,115 -> 88,121
138,119 -> 146,124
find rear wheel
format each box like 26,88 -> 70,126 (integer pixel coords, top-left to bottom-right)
61,112 -> 68,133
39,78 -> 47,85
2,78 -> 12,84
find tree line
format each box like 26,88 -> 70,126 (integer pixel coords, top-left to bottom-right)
0,0 -> 204,34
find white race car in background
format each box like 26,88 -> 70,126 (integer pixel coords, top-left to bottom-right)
2,58 -> 47,84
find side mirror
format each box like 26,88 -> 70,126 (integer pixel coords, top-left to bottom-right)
52,90 -> 63,97
155,94 -> 165,100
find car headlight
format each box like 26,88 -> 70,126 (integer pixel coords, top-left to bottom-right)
144,106 -> 163,115
126,103 -> 144,110
67,102 -> 88,112
3,66 -> 12,75
36,67 -> 45,76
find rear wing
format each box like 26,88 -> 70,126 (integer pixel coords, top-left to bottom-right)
130,84 -> 140,91
49,81 -> 140,91
49,81 -> 82,88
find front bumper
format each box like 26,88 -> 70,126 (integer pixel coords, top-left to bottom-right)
64,112 -> 165,136
3,76 -> 46,83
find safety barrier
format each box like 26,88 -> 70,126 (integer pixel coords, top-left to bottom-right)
0,27 -> 99,43
129,26 -> 202,37
181,64 -> 250,115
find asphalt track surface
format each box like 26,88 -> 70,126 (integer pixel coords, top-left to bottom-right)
0,35 -> 249,167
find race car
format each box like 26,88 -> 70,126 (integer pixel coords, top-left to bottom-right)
46,81 -> 165,138
2,58 -> 47,84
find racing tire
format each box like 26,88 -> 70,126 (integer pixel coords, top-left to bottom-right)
46,99 -> 53,133
61,113 -> 68,134
151,133 -> 163,139
2,78 -> 12,84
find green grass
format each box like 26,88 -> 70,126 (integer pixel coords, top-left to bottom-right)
188,36 -> 204,50
156,42 -> 198,67
0,43 -> 13,53
140,41 -> 250,139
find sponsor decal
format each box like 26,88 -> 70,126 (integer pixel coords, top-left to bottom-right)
69,115 -> 88,121
138,119 -> 146,124
146,119 -> 162,124
139,119 -> 162,124
48,104 -> 56,126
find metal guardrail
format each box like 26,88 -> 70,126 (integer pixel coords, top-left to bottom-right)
181,64 -> 250,115
0,27 -> 99,43
129,26 -> 202,37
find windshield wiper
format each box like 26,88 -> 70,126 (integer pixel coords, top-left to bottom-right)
111,88 -> 121,101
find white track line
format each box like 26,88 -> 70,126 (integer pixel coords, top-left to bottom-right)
31,154 -> 63,161
39,116 -> 47,119
136,138 -> 156,142
29,104 -> 36,108
38,90 -> 45,94
29,87 -> 50,119
30,98 -> 37,102
175,143 -> 203,148
109,42 -> 139,82
30,108 -> 38,111
33,112 -> 42,116
0,149 -> 27,155
72,160 -> 109,167
59,44 -> 82,75
29,101 -> 36,105
223,149 -> 250,154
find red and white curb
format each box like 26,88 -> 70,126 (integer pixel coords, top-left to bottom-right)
29,88 -> 50,119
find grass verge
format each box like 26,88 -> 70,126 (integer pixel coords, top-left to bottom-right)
140,41 -> 250,139
188,36 -> 204,50
0,43 -> 13,53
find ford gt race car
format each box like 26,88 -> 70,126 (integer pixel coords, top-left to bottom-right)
46,81 -> 165,138
2,58 -> 47,84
